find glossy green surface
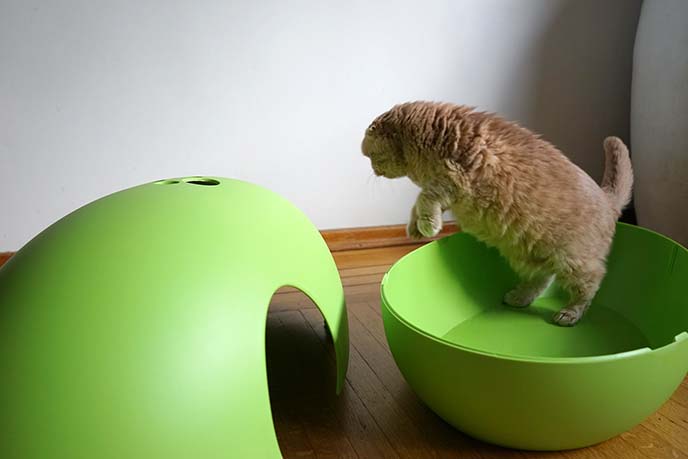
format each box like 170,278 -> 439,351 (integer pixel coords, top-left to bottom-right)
0,177 -> 348,459
381,223 -> 688,450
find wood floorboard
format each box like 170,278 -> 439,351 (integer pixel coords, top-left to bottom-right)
641,407 -> 688,454
332,245 -> 422,269
620,424 -> 687,459
300,308 -> 403,459
265,244 -> 688,459
274,311 -> 359,459
338,264 -> 391,278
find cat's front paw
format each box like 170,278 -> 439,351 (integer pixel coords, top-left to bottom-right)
503,289 -> 533,308
417,216 -> 442,238
406,220 -> 424,240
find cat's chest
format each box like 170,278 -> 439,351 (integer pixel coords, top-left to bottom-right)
451,201 -> 506,246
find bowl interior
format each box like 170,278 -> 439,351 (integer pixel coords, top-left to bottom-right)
382,224 -> 688,359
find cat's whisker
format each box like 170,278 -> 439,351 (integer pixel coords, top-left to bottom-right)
367,172 -> 381,190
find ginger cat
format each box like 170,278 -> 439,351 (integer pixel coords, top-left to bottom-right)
362,101 -> 633,326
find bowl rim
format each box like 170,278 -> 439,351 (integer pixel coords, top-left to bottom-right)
381,223 -> 688,365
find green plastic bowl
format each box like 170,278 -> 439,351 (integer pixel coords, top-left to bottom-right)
381,223 -> 688,451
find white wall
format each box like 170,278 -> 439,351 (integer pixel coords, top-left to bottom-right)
0,0 -> 641,250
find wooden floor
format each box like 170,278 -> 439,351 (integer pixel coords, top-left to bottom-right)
1,245 -> 686,458
267,243 -> 688,459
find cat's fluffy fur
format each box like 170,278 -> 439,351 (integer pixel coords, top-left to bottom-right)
362,101 -> 633,326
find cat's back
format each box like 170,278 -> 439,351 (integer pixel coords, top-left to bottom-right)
395,101 -> 613,233
442,106 -> 615,251
441,106 -> 602,205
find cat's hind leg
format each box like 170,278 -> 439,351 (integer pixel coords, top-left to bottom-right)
553,261 -> 605,326
503,273 -> 554,308
501,251 -> 554,308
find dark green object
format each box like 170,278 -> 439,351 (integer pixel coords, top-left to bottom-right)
0,177 -> 349,458
381,223 -> 688,450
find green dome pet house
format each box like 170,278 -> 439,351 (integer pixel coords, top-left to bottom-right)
0,177 -> 348,458
381,223 -> 688,450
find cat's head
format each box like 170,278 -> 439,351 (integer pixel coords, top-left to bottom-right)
361,117 -> 408,179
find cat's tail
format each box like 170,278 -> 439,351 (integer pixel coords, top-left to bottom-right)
601,136 -> 633,215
